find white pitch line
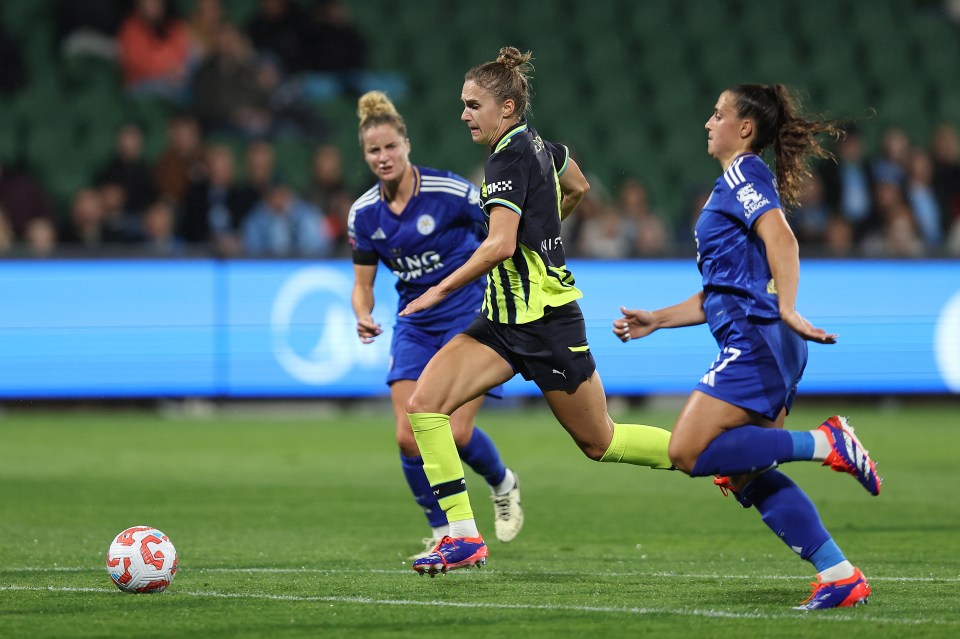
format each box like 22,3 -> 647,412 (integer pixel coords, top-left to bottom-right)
5,566 -> 960,583
0,585 -> 951,626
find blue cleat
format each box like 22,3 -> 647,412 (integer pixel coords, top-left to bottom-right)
818,416 -> 882,496
412,535 -> 487,577
795,567 -> 871,610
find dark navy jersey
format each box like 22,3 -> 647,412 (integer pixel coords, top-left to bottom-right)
695,153 -> 782,322
348,165 -> 487,328
479,120 -> 581,324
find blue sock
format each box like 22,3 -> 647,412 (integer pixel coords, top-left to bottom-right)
690,426 -> 815,477
400,454 -> 447,528
809,538 -> 847,573
740,470 -> 833,562
458,427 -> 507,487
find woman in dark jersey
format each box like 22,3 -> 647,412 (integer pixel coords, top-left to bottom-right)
399,47 -> 673,576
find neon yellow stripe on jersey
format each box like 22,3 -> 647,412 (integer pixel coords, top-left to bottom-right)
483,243 -> 582,324
568,345 -> 590,352
486,198 -> 522,216
494,124 -> 528,153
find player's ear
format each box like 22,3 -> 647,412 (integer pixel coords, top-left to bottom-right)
501,98 -> 517,118
740,119 -> 753,140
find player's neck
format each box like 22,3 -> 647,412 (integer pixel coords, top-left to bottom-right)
382,164 -> 415,210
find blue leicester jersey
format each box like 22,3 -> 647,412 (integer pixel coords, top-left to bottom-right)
348,165 -> 488,328
695,153 -> 782,321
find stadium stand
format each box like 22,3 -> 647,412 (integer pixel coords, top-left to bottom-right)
0,0 -> 957,234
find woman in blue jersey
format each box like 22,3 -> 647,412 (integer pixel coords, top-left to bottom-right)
398,48 -> 674,576
615,84 -> 881,610
348,91 -> 523,559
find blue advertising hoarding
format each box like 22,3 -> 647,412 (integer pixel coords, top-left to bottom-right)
0,259 -> 957,398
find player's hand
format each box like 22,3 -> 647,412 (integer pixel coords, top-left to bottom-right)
356,315 -> 383,344
782,308 -> 838,344
614,306 -> 657,343
399,287 -> 446,317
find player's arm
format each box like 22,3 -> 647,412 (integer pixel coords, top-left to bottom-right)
614,292 -> 707,342
351,262 -> 383,343
558,158 -> 589,220
399,207 -> 519,317
755,208 -> 837,344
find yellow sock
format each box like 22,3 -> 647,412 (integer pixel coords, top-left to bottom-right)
600,423 -> 673,469
407,412 -> 474,522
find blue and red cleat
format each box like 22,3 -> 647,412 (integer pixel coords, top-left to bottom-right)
818,416 -> 882,496
412,535 -> 487,576
795,567 -> 871,610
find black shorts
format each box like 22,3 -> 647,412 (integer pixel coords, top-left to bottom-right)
462,301 -> 597,392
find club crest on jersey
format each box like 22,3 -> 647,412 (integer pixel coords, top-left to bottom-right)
736,183 -> 770,218
468,187 -> 481,206
416,214 -> 436,235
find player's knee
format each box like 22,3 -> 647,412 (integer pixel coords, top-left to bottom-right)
405,392 -> 437,416
395,424 -> 418,454
580,442 -> 608,462
668,440 -> 697,474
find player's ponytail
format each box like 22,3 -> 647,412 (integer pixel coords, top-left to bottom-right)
730,83 -> 844,209
357,91 -> 407,145
466,46 -> 534,117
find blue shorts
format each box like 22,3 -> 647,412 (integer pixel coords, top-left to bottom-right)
696,295 -> 808,421
388,319 -> 504,399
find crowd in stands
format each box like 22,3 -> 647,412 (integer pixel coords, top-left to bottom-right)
561,122 -> 960,260
1,0 -> 959,260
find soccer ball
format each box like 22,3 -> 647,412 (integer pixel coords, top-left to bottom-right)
105,526 -> 179,593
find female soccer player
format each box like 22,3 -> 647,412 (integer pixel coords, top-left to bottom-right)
348,91 -> 523,559
614,84 -> 881,610
399,47 -> 674,575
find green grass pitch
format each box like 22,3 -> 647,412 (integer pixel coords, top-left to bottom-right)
1,401 -> 958,638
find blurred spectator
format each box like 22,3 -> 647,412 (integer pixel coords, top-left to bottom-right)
140,200 -> 186,256
559,190 -> 602,256
154,113 -> 205,205
882,205 -> 925,258
117,0 -> 193,101
24,217 -> 58,257
242,182 -> 332,257
789,172 -> 830,246
301,0 -> 367,74
823,215 -> 856,257
54,0 -> 123,59
675,184 -> 714,253
234,140 -> 278,214
180,144 -> 248,256
0,162 -> 56,241
862,181 -> 925,258
906,149 -> 942,248
187,0 -> 225,60
577,203 -> 631,258
97,179 -> 141,242
0,24 -> 28,94
296,0 -> 367,98
245,0 -> 306,74
0,206 -> 13,254
191,24 -> 273,138
930,123 -> 960,238
95,123 -> 158,215
305,145 -> 353,246
614,177 -> 670,257
819,125 -> 876,242
59,189 -> 112,250
872,126 -> 912,186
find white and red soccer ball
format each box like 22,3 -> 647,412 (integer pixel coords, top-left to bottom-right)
105,526 -> 178,593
